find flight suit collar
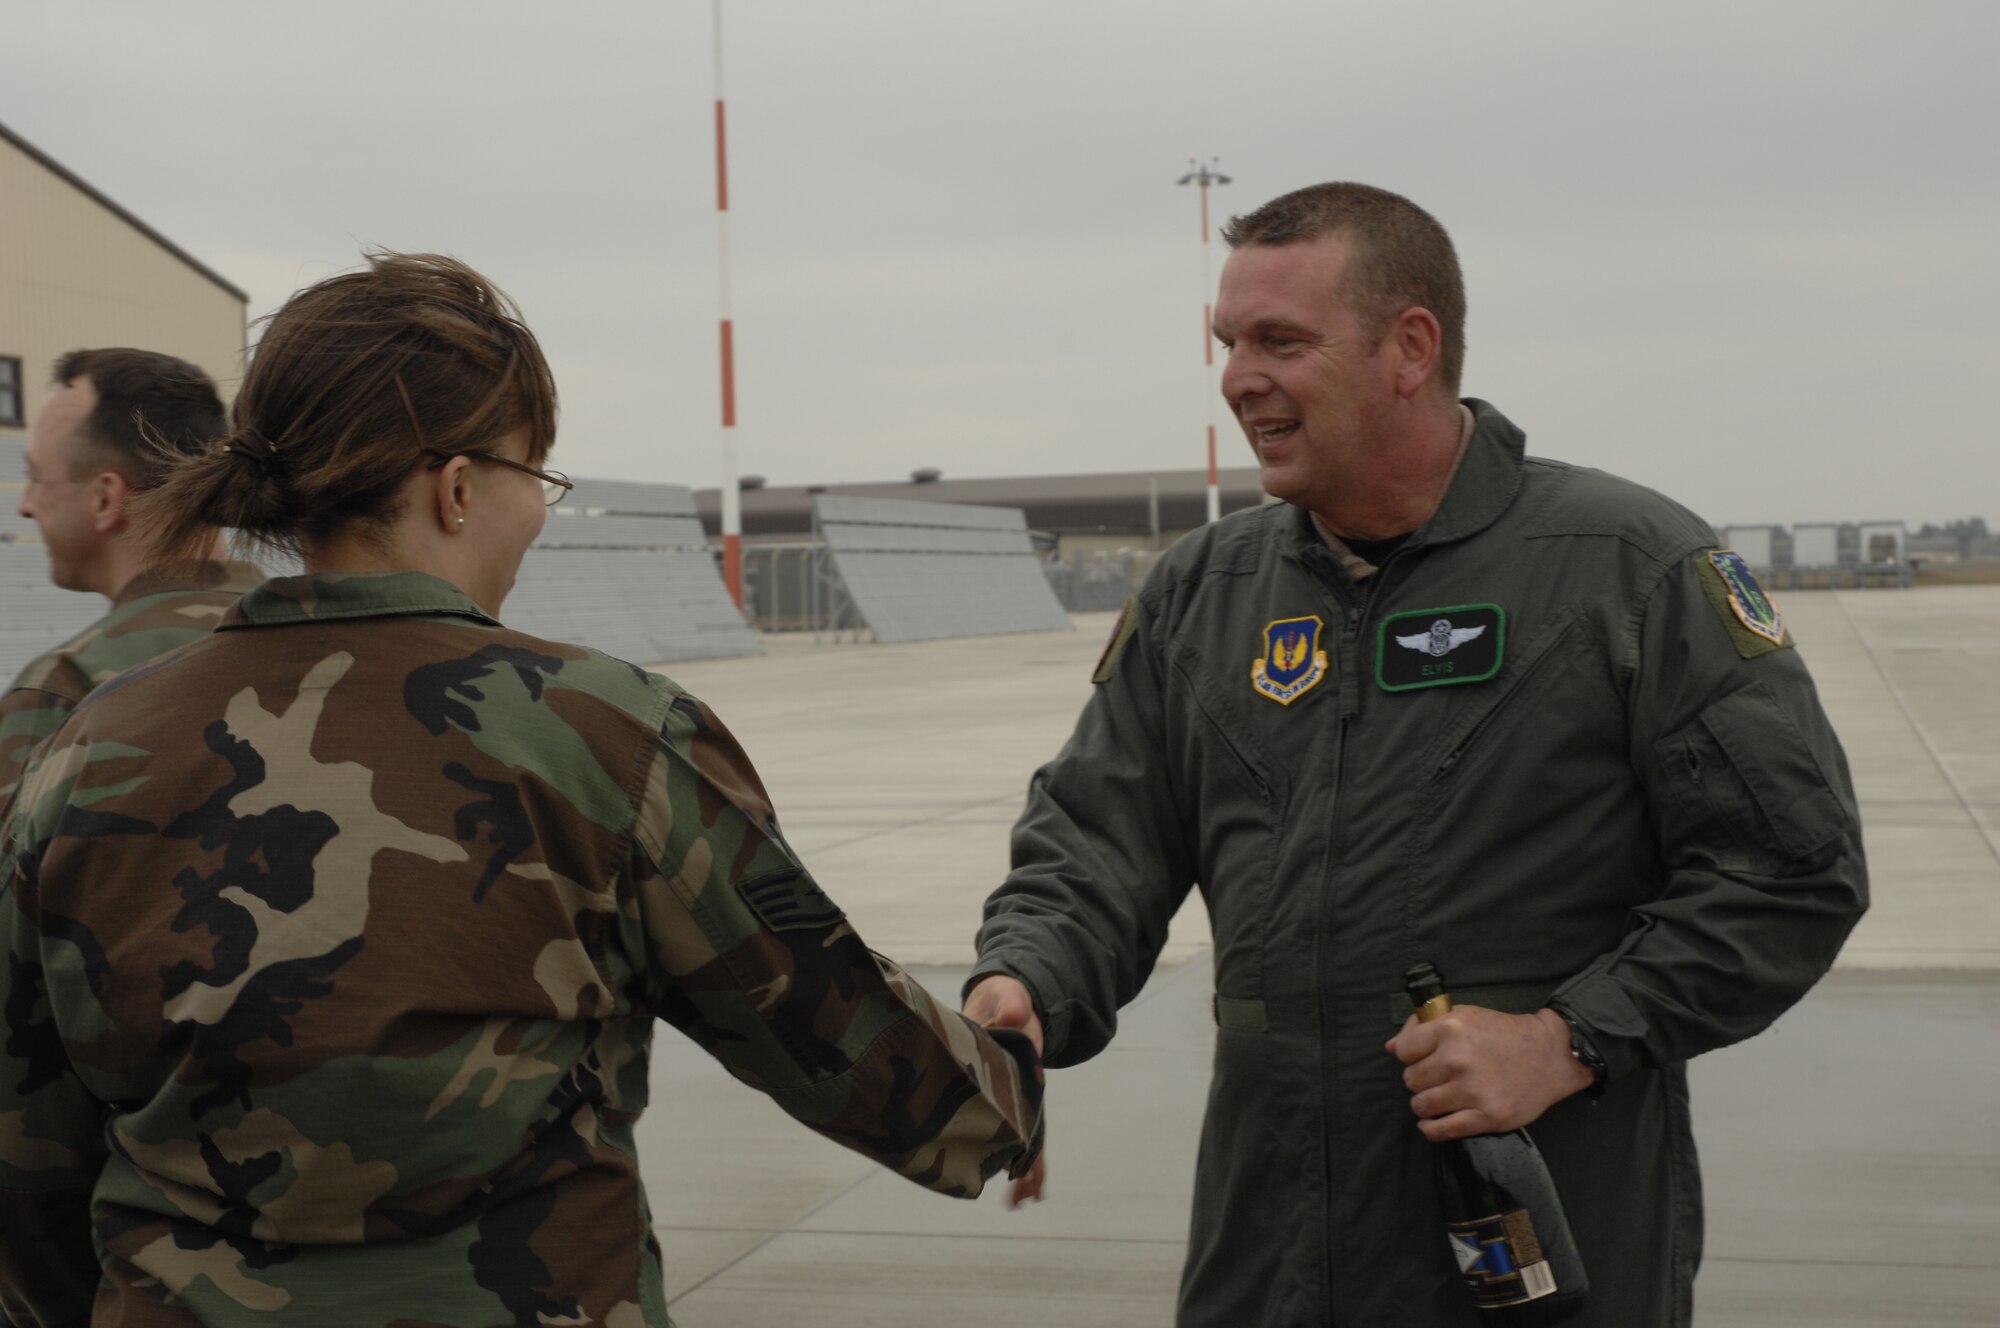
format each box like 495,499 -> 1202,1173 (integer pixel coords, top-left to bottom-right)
218,570 -> 500,630
1275,398 -> 1528,577
1420,397 -> 1526,548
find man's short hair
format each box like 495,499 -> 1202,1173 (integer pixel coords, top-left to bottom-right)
1221,183 -> 1467,391
51,348 -> 227,490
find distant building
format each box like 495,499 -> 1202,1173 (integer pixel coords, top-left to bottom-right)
0,118 -> 247,443
691,467 -> 1276,617
693,465 -> 1273,560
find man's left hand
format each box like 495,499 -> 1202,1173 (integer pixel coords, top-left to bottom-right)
1385,1006 -> 1595,1141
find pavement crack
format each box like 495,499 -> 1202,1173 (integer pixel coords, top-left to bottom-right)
664,1164 -> 881,1306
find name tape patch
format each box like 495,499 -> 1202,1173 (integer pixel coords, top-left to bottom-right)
1377,603 -> 1506,692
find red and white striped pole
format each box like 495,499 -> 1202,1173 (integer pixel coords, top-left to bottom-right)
713,0 -> 743,607
1199,172 -> 1219,525
1179,158 -> 1230,525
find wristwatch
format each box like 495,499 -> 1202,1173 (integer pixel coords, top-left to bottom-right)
1552,1006 -> 1609,1099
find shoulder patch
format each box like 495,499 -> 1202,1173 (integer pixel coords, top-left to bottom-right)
1699,550 -> 1793,658
738,867 -> 845,933
1092,597 -> 1141,684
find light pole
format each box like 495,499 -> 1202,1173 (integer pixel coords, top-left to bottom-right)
1177,157 -> 1229,525
712,0 -> 743,607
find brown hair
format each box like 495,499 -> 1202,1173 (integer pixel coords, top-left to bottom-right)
52,348 -> 227,489
1221,182 -> 1467,390
135,251 -> 558,560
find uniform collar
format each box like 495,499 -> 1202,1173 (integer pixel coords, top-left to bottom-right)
1279,398 -> 1527,573
218,570 -> 500,631
1420,398 -> 1526,547
112,559 -> 265,607
1306,405 -> 1481,579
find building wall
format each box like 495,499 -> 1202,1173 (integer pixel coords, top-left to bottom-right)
0,131 -> 245,443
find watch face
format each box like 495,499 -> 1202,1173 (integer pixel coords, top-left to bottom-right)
1557,1012 -> 1607,1094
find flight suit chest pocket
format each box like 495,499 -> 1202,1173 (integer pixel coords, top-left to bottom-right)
1168,648 -> 1281,809
1424,607 -> 1592,784
1166,646 -> 1285,1021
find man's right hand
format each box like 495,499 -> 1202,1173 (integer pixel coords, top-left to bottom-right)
963,974 -> 1045,1054
963,974 -> 1047,1206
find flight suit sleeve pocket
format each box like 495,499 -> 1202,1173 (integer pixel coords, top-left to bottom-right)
1657,682 -> 1845,874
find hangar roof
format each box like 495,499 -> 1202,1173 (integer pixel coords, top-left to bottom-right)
692,465 -> 1272,539
1,118 -> 248,305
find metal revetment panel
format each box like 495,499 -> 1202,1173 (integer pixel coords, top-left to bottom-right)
811,494 -> 1070,644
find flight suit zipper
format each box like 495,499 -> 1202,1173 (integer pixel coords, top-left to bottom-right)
1315,544 -> 1412,1322
1319,600 -> 1364,1323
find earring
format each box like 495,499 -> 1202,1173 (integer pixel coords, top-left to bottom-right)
457,517 -> 466,528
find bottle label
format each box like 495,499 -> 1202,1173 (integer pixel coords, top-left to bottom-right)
1445,1208 -> 1559,1307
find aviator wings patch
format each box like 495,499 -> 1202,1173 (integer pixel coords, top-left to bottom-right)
1395,622 -> 1487,657
1377,604 -> 1506,691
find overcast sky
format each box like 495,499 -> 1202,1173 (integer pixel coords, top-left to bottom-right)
4,1 -> 1993,527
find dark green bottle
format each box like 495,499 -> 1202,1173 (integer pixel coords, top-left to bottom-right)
1404,962 -> 1589,1326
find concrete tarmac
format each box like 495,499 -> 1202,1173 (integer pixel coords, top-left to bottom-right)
643,587 -> 2000,1325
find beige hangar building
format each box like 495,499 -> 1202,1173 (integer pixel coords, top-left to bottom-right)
0,117 -> 246,442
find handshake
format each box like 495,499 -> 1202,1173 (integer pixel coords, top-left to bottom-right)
963,973 -> 1049,1208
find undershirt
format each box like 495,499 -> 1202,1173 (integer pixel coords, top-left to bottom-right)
1341,532 -> 1412,565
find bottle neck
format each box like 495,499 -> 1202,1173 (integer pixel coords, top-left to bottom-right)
1415,992 -> 1454,1023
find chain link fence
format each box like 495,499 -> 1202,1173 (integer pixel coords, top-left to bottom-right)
1042,548 -> 1162,612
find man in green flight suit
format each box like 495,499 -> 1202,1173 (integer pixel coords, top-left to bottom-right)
2,348 -> 263,789
965,183 -> 1867,1326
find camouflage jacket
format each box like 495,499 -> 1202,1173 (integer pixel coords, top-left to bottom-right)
0,560 -> 264,797
0,571 -> 1042,1327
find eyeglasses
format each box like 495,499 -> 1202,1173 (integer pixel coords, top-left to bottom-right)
421,448 -> 573,507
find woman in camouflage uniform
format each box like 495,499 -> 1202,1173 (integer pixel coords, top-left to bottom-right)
0,254 -> 1041,1327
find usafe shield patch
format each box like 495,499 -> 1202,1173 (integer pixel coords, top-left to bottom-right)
1700,549 -> 1792,657
1377,603 -> 1505,692
1251,615 -> 1328,705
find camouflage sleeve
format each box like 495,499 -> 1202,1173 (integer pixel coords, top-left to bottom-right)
629,693 -> 1042,1197
0,745 -> 111,1324
0,687 -> 72,804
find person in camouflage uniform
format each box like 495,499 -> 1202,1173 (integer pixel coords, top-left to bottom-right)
2,349 -> 263,791
0,254 -> 1042,1327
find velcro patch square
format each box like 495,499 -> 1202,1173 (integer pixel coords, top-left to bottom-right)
1093,597 -> 1140,684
